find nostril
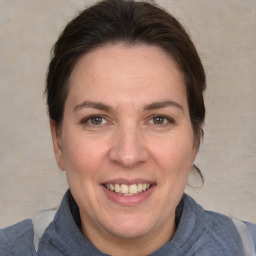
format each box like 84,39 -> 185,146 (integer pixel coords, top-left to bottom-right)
110,157 -> 145,169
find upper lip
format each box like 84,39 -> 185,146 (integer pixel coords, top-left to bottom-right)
101,178 -> 156,185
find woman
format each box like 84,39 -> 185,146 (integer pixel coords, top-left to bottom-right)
0,0 -> 255,255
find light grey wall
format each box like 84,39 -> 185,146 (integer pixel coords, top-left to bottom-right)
0,0 -> 255,228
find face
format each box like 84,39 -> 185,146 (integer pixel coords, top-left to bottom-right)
51,44 -> 197,245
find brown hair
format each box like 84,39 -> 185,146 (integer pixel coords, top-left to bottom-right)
46,0 -> 206,179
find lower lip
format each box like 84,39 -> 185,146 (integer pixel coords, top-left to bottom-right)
102,185 -> 155,206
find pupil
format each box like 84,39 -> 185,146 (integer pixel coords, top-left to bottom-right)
154,116 -> 164,124
92,117 -> 102,124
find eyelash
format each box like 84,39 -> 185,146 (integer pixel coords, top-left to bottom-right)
148,115 -> 174,126
80,114 -> 175,128
80,115 -> 109,126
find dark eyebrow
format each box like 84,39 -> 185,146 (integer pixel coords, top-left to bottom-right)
74,101 -> 113,112
74,100 -> 183,113
144,101 -> 184,112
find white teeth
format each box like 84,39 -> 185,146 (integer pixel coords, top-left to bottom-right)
137,184 -> 143,192
109,184 -> 115,191
115,184 -> 120,192
129,184 -> 137,194
121,184 -> 128,194
105,183 -> 151,195
142,184 -> 147,191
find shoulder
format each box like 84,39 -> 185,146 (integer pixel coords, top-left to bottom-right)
244,221 -> 256,249
0,219 -> 33,245
0,219 -> 36,255
182,195 -> 247,254
183,194 -> 239,231
206,209 -> 256,246
184,194 -> 251,236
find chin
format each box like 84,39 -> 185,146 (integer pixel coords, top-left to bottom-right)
104,215 -> 154,239
109,226 -> 151,239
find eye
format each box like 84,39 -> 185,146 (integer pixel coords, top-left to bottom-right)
81,115 -> 108,126
89,116 -> 105,125
148,115 -> 173,125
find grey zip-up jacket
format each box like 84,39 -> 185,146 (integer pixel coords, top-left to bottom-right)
1,190 -> 255,255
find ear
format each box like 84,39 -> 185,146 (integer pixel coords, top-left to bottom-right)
192,128 -> 201,162
50,120 -> 65,171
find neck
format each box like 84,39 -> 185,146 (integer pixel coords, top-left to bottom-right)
80,213 -> 176,256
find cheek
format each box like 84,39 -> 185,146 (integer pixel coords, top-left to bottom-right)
61,136 -> 105,177
62,140 -> 104,203
152,133 -> 195,168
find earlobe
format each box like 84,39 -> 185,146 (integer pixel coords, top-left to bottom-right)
50,120 -> 65,171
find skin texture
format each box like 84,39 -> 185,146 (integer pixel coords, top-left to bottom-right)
51,43 -> 198,256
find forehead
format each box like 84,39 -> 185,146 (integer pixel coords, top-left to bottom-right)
71,43 -> 183,80
67,43 -> 187,108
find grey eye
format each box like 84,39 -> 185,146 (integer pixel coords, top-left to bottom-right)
152,116 -> 166,124
90,116 -> 104,125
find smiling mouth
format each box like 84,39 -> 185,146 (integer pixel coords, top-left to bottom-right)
104,183 -> 151,196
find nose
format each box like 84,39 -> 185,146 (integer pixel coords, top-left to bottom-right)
108,124 -> 149,168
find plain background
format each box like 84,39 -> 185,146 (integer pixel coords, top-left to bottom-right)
0,0 -> 255,228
